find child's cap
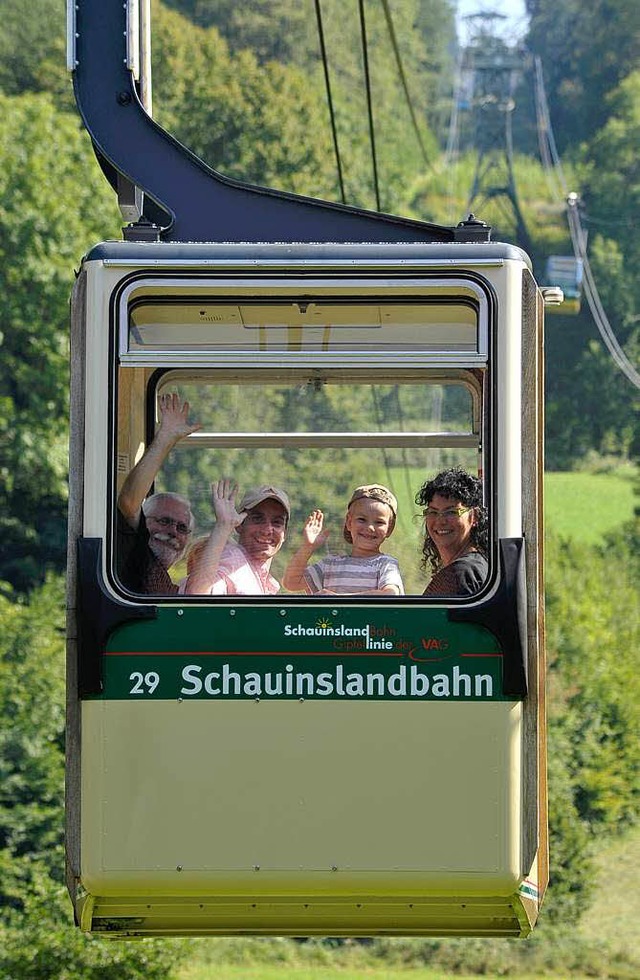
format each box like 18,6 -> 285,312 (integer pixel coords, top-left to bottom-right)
343,484 -> 398,543
239,485 -> 291,518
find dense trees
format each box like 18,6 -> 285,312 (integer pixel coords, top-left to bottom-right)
543,527 -> 640,920
154,0 -> 453,209
0,93 -> 120,590
526,0 -> 640,153
0,578 -> 176,979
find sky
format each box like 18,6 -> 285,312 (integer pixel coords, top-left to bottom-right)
456,0 -> 529,45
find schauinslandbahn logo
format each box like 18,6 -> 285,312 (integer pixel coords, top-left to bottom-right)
175,616 -> 503,701
179,660 -> 496,699
109,612 -> 508,701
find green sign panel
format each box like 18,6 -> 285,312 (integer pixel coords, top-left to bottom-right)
101,605 -> 509,702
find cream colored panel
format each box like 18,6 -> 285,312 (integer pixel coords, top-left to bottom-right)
81,700 -> 521,892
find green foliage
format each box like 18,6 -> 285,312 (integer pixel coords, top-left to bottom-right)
545,469 -> 637,544
527,0 -> 640,153
0,576 -> 65,867
0,92 -> 121,590
173,930 -> 640,979
0,864 -> 176,980
162,0 -> 319,65
0,576 -> 176,978
0,0 -> 66,97
545,530 -> 640,836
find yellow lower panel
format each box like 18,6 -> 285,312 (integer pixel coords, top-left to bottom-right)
76,698 -> 531,936
81,699 -> 522,887
81,892 -> 533,938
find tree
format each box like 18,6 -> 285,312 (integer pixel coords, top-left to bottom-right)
0,0 -> 65,97
0,92 -> 121,590
0,576 -> 177,978
583,70 -> 640,328
526,0 -> 640,153
150,1 -> 339,199
545,531 -> 640,835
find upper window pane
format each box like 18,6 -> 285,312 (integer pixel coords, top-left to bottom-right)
128,300 -> 478,354
167,377 -> 476,436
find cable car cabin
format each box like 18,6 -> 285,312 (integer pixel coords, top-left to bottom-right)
66,240 -> 547,939
543,255 -> 583,315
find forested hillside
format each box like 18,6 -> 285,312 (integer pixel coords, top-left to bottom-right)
0,1 -> 638,976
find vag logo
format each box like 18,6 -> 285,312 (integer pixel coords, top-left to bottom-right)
421,638 -> 450,651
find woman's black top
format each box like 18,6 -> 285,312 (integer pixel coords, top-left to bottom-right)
423,551 -> 488,597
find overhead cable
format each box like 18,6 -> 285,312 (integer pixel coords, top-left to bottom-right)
314,0 -> 346,204
536,57 -> 640,390
358,0 -> 381,211
445,50 -> 463,169
567,198 -> 640,389
379,0 -> 433,171
533,56 -> 566,201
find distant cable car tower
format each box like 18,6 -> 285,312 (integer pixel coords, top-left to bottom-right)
456,14 -> 533,255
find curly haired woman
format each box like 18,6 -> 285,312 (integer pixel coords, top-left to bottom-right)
415,468 -> 488,597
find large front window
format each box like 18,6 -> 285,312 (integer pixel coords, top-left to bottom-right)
114,282 -> 490,598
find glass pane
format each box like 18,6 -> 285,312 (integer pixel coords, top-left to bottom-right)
129,301 -> 478,353
160,378 -> 475,435
114,367 -> 487,599
147,375 -> 483,596
157,443 -> 480,597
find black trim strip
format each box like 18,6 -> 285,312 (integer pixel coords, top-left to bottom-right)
449,538 -> 528,698
77,538 -> 157,697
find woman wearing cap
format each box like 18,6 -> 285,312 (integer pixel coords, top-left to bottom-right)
182,479 -> 290,595
283,485 -> 404,596
415,468 -> 488,597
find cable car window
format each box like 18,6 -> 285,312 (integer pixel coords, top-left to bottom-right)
115,369 -> 487,598
127,301 -> 478,353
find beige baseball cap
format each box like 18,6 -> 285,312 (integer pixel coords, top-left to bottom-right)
238,485 -> 291,518
343,484 -> 397,542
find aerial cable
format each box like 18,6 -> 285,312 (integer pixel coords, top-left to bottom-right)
391,384 -> 417,506
358,0 -> 381,211
444,50 -> 464,223
371,385 -> 400,506
536,59 -> 640,389
445,50 -> 463,168
533,57 -> 554,178
534,59 -> 567,196
567,198 -> 640,389
314,0 -> 346,204
533,56 -> 565,201
379,0 -> 433,172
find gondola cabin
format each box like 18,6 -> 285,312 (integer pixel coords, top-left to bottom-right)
66,240 -> 547,937
544,255 -> 583,314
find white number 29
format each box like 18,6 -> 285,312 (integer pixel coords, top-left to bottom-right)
129,671 -> 160,695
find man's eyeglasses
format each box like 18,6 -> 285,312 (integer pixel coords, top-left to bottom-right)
423,506 -> 472,520
149,515 -> 192,535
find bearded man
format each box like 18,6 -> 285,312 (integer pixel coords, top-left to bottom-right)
117,393 -> 199,594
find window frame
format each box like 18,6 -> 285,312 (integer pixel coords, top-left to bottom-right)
110,272 -> 495,604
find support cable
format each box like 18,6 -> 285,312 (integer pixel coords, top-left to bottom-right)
533,56 -> 565,200
371,386 -> 401,507
536,59 -> 640,389
379,0 -> 433,171
392,385 -> 418,506
358,0 -> 381,211
567,200 -> 640,389
314,0 -> 347,204
445,50 -> 463,168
